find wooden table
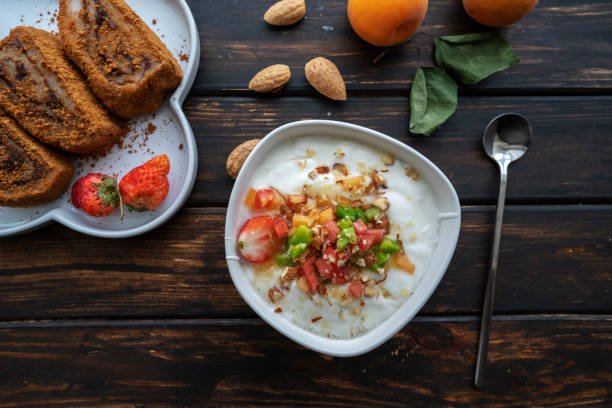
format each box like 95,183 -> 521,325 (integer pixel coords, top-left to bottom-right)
1,1 -> 611,406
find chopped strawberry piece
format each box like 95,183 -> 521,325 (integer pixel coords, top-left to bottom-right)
237,216 -> 282,263
299,257 -> 319,294
357,229 -> 386,252
348,282 -> 364,299
323,220 -> 340,243
273,217 -> 290,239
315,257 -> 347,284
253,188 -> 281,211
353,219 -> 367,234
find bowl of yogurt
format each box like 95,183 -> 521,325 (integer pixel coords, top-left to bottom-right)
225,120 -> 460,356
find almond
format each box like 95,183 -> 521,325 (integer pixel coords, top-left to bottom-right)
264,0 -> 306,26
248,64 -> 291,93
304,57 -> 347,101
226,139 -> 260,180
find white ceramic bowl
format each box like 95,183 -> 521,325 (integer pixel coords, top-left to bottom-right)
225,120 -> 461,357
0,0 -> 200,238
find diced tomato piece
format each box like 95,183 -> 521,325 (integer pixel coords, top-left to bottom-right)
315,256 -> 347,284
352,219 -> 367,234
253,188 -> 281,211
348,282 -> 364,299
323,220 -> 340,244
299,258 -> 319,294
273,217 -> 290,239
357,229 -> 386,252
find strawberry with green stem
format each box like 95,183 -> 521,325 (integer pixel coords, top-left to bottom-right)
71,173 -> 120,217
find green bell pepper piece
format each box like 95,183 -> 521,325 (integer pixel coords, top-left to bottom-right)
288,225 -> 312,246
379,237 -> 400,254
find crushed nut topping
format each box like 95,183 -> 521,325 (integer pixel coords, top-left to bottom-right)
268,287 -> 285,303
373,197 -> 390,210
332,163 -> 349,176
274,307 -> 283,313
405,166 -> 420,181
380,153 -> 395,166
334,148 -> 345,158
316,165 -> 330,174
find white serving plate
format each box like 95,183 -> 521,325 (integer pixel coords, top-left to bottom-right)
0,0 -> 200,238
225,120 -> 461,357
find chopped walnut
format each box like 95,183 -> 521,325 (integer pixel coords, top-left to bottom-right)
380,152 -> 395,166
316,165 -> 330,174
308,170 -> 317,180
405,165 -> 420,181
364,286 -> 378,297
334,148 -> 345,158
373,197 -> 390,210
297,276 -> 310,293
332,163 -> 349,177
268,287 -> 285,303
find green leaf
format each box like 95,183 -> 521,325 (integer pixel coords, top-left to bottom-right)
434,32 -> 519,85
409,67 -> 458,136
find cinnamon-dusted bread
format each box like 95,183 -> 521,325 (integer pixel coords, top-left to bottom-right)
0,26 -> 123,154
59,0 -> 183,118
0,114 -> 73,207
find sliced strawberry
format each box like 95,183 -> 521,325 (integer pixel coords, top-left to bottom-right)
237,216 -> 281,263
348,282 -> 364,299
273,217 -> 290,239
299,257 -> 319,294
352,219 -> 367,234
357,229 -> 386,252
253,188 -> 281,211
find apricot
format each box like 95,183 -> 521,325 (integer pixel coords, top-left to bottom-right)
347,0 -> 428,47
462,0 -> 538,28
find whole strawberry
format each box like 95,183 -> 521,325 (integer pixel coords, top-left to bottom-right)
119,155 -> 170,211
71,173 -> 120,217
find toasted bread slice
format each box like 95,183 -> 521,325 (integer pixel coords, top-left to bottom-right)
0,114 -> 73,207
59,0 -> 183,118
0,26 -> 123,155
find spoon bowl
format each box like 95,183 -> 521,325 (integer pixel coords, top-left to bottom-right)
483,113 -> 532,166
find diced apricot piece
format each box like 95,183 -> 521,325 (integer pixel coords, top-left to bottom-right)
394,252 -> 415,274
318,207 -> 334,224
245,188 -> 257,208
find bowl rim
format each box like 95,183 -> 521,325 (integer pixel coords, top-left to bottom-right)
225,119 -> 461,356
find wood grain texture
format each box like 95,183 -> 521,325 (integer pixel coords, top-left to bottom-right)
186,0 -> 612,93
0,316 -> 609,407
1,206 -> 609,319
185,96 -> 612,205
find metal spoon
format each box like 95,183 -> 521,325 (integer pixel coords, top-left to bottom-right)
474,113 -> 532,388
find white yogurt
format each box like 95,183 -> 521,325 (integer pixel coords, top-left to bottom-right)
244,135 -> 440,339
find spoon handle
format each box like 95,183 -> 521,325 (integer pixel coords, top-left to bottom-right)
474,164 -> 508,388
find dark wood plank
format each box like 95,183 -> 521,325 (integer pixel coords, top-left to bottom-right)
0,206 -> 609,319
185,96 -> 612,205
187,0 -> 612,93
0,316 -> 609,407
